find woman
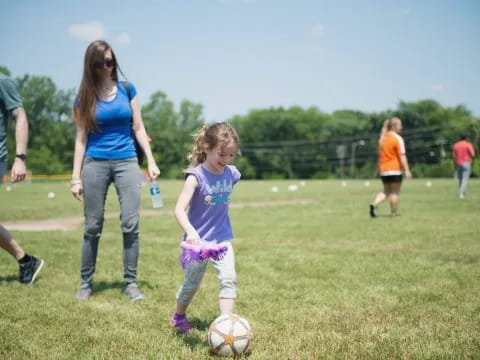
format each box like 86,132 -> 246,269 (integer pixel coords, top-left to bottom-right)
370,117 -> 411,217
71,40 -> 160,301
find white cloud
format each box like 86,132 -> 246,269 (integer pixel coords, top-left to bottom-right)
68,21 -> 105,41
432,83 -> 447,92
394,7 -> 412,16
217,0 -> 260,3
312,23 -> 325,37
115,32 -> 131,45
310,24 -> 325,56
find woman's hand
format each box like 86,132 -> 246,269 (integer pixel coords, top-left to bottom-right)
71,181 -> 83,201
147,162 -> 160,181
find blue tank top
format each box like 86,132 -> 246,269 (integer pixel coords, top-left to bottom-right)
85,82 -> 137,159
184,164 -> 241,242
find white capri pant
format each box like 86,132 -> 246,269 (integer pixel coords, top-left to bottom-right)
176,242 -> 237,305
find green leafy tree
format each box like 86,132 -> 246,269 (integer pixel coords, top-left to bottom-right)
141,92 -> 204,178
6,73 -> 75,174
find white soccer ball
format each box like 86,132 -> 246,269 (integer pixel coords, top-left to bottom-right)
288,184 -> 298,191
271,186 -> 279,193
426,181 -> 432,188
47,192 -> 55,199
208,314 -> 253,357
5,185 -> 12,192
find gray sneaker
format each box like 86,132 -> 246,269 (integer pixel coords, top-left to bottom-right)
124,283 -> 146,302
76,285 -> 92,301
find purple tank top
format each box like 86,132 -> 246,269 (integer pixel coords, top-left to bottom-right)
183,164 -> 241,242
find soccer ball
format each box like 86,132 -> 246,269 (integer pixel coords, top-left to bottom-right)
208,314 -> 253,356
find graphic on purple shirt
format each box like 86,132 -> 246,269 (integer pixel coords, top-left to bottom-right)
184,164 -> 241,243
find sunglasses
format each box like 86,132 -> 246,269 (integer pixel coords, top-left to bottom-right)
94,58 -> 115,69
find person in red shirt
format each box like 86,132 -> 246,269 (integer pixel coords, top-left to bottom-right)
452,133 -> 475,199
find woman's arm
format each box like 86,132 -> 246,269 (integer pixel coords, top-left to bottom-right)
71,125 -> 87,200
174,175 -> 201,244
130,95 -> 160,180
399,154 -> 412,179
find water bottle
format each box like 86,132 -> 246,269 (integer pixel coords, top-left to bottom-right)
149,180 -> 163,208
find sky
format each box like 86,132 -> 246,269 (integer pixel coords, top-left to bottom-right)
1,0 -> 479,122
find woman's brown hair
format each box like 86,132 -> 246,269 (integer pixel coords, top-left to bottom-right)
72,40 -> 124,132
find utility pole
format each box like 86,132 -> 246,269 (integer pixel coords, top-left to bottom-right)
350,140 -> 365,178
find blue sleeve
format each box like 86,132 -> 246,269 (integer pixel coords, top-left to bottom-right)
229,165 -> 241,184
120,81 -> 137,100
127,82 -> 137,99
184,167 -> 202,185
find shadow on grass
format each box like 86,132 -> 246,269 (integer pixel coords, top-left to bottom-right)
93,280 -> 153,294
176,331 -> 208,349
0,275 -> 18,283
190,315 -> 216,331
372,214 -> 401,218
173,315 -> 216,349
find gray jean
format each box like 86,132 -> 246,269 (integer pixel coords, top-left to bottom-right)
80,157 -> 142,287
456,162 -> 471,197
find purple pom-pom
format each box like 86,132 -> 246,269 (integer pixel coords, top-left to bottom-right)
179,241 -> 228,269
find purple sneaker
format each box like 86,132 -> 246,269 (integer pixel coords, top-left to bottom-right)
171,313 -> 192,333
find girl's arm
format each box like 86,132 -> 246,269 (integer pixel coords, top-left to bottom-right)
399,154 -> 412,179
174,175 -> 201,244
71,125 -> 87,200
130,95 -> 160,180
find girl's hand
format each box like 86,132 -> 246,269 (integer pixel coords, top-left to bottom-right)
71,183 -> 83,201
148,162 -> 160,181
185,232 -> 201,245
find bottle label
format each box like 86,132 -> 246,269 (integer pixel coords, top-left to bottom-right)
150,187 -> 160,196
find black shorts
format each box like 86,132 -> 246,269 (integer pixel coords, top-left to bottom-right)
381,175 -> 403,184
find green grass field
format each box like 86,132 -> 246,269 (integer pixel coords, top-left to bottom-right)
1,179 -> 479,359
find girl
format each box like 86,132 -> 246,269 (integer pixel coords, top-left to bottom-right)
70,40 -> 160,301
370,117 -> 412,217
171,122 -> 241,333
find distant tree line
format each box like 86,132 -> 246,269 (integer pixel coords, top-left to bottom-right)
2,66 -> 479,179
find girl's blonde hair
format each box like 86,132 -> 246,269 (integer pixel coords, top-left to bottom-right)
379,117 -> 401,145
187,122 -> 240,168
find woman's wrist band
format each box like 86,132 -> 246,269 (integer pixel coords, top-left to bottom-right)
70,179 -> 82,185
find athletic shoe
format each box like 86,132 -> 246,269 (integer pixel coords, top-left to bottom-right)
369,204 -> 377,218
124,283 -> 146,302
171,313 -> 192,333
19,256 -> 44,284
76,285 -> 93,301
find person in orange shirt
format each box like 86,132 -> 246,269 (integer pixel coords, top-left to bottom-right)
370,117 -> 412,217
452,133 -> 475,199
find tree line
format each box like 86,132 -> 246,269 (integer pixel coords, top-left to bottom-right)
2,67 -> 479,179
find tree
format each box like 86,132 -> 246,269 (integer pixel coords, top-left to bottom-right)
6,72 -> 75,174
141,92 -> 204,178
